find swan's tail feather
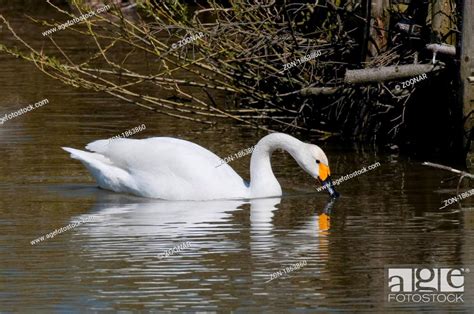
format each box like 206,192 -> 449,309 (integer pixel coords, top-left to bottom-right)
62,147 -> 133,193
62,147 -> 112,165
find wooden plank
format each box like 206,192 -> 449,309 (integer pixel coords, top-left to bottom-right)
344,64 -> 440,84
300,87 -> 339,96
432,0 -> 457,45
367,0 -> 390,59
459,0 -> 473,153
426,43 -> 456,56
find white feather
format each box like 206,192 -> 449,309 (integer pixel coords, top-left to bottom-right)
63,133 -> 332,200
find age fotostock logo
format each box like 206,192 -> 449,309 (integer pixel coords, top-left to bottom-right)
386,267 -> 468,304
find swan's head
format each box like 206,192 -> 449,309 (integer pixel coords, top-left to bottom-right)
299,144 -> 339,199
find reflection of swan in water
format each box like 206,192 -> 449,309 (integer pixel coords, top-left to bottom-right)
250,197 -> 281,234
249,197 -> 336,233
72,192 -> 249,258
70,191 -> 336,255
249,198 -> 336,256
318,198 -> 336,233
68,189 -> 337,280
248,197 -> 336,284
64,189 -> 338,304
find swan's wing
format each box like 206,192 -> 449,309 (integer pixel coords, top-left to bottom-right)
82,137 -> 249,200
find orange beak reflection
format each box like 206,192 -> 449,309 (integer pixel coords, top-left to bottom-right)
319,213 -> 330,231
318,163 -> 330,181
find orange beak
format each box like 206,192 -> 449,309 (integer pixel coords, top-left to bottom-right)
318,163 -> 330,181
318,163 -> 340,198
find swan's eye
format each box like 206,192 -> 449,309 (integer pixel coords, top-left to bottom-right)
316,159 -> 320,164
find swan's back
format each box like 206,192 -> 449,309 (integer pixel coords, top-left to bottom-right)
64,137 -> 249,200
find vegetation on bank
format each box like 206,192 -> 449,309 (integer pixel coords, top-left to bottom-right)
0,1 -> 464,149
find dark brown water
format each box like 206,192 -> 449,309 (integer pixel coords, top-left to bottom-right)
1,2 -> 474,312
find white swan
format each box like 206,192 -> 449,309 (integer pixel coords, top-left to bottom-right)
63,132 -> 338,200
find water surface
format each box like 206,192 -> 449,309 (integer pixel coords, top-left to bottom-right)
1,2 -> 474,312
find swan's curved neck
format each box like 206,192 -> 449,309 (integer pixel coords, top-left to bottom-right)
249,133 -> 304,198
